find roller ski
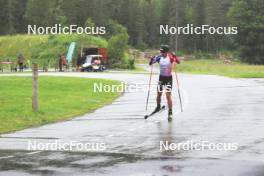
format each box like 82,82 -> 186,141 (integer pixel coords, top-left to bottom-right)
144,105 -> 166,119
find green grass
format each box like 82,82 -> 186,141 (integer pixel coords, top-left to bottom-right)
0,76 -> 121,134
177,59 -> 264,78
135,59 -> 148,64
109,65 -> 147,73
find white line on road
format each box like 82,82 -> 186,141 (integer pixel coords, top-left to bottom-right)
26,151 -> 42,155
0,155 -> 14,159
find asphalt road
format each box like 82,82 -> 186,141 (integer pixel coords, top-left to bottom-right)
0,70 -> 264,176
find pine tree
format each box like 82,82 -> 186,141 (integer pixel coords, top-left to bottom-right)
25,0 -> 56,26
193,0 -> 206,51
0,0 -> 10,34
144,0 -> 160,48
228,0 -> 264,64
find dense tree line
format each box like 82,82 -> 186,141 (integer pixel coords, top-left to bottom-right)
0,0 -> 263,64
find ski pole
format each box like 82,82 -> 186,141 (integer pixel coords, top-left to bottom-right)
174,64 -> 183,112
145,64 -> 153,111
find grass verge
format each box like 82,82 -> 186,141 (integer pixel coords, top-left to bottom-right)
0,76 -> 121,134
177,59 -> 264,78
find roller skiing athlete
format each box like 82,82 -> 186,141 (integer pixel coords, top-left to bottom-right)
147,45 -> 181,121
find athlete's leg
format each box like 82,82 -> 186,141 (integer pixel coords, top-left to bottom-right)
157,91 -> 162,108
152,90 -> 162,113
165,76 -> 173,111
166,91 -> 173,121
165,76 -> 173,121
157,76 -> 163,108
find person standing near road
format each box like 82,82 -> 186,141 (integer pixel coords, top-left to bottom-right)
58,54 -> 67,72
149,45 -> 180,121
17,54 -> 25,72
58,54 -> 62,71
76,54 -> 82,71
61,54 -> 67,69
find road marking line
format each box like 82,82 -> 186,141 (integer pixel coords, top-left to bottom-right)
0,155 -> 14,159
26,151 -> 42,155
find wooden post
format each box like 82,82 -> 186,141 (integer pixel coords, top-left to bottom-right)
32,63 -> 38,112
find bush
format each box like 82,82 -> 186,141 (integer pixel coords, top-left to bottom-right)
0,34 -> 107,68
107,32 -> 133,68
105,20 -> 127,39
0,30 -> 135,69
120,53 -> 135,69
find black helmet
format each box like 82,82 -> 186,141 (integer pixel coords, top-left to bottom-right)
160,45 -> 170,53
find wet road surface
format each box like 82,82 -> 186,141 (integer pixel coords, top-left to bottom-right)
0,70 -> 264,175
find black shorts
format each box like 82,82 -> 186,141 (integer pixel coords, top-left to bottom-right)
158,75 -> 173,92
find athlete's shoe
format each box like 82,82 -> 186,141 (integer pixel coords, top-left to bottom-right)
168,111 -> 173,121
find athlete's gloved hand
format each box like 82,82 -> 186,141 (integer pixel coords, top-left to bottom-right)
149,56 -> 154,66
170,52 -> 181,64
